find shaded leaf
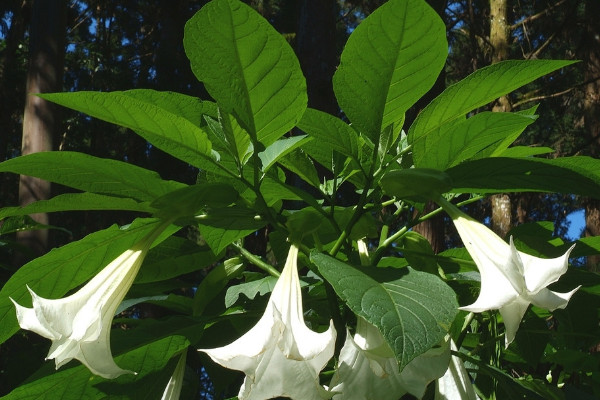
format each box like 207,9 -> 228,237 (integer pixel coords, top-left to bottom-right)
0,193 -> 153,219
446,156 -> 600,198
0,152 -> 184,202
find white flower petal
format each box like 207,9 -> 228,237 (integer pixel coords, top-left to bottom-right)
11,224 -> 167,378
199,244 -> 335,400
518,244 -> 575,294
161,351 -> 187,400
499,297 -> 530,347
330,319 -> 449,400
530,286 -> 580,311
435,340 -> 478,400
329,328 -> 406,400
440,198 -> 579,347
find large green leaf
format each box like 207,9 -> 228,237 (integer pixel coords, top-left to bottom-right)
297,108 -> 360,161
0,193 -> 153,220
0,152 -> 184,202
408,60 -> 576,158
184,0 -> 307,147
120,89 -> 217,125
40,91 -> 214,168
416,111 -> 537,169
0,218 -> 176,345
332,0 -> 446,142
311,252 -> 457,369
446,156 -> 600,198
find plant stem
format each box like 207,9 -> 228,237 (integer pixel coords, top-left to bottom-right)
234,242 -> 280,277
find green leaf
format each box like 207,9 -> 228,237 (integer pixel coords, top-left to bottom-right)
446,156 -> 600,198
399,231 -> 438,274
408,60 -> 576,158
135,237 -> 217,284
297,108 -> 360,161
150,182 -> 239,219
0,193 -> 153,220
196,206 -> 267,253
416,111 -> 537,169
380,168 -> 453,202
120,89 -> 218,126
220,109 -> 254,166
498,146 -> 554,157
194,257 -> 245,315
40,91 -> 214,167
0,215 -> 70,238
184,0 -> 307,146
278,148 -> 321,189
225,275 -> 279,308
2,316 -> 201,400
0,152 -> 184,202
259,135 -> 310,172
311,252 -> 458,369
0,218 -> 175,345
333,0 -> 446,141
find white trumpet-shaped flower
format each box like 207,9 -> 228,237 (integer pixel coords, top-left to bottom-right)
439,197 -> 580,347
435,340 -> 478,400
11,222 -> 168,379
199,244 -> 336,400
161,351 -> 187,400
329,317 -> 450,400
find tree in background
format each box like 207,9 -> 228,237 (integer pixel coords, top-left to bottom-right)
16,0 -> 66,258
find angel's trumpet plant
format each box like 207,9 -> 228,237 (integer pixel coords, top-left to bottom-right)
11,220 -> 170,379
438,196 -> 580,346
199,244 -> 336,400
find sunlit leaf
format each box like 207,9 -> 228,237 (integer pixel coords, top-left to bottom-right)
333,0 -> 446,141
311,252 -> 457,369
184,0 -> 307,146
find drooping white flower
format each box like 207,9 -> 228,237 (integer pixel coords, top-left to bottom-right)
329,317 -> 450,400
435,340 -> 478,400
161,351 -> 187,400
439,197 -> 580,347
11,222 -> 169,379
199,244 -> 336,400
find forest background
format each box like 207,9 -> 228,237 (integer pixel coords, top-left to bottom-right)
0,0 -> 599,398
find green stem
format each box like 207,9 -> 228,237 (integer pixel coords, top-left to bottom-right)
234,242 -> 280,277
372,195 -> 484,264
329,138 -> 379,257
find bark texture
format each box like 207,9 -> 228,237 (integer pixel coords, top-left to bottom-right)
489,0 -> 512,238
17,0 -> 66,258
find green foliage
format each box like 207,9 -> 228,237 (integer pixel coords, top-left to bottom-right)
1,0 -> 598,399
311,252 -> 458,370
333,0 -> 447,142
184,0 -> 307,147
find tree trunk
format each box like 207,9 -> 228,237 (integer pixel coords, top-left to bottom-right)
489,0 -> 512,238
16,0 -> 66,258
581,0 -> 600,271
0,1 -> 28,162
